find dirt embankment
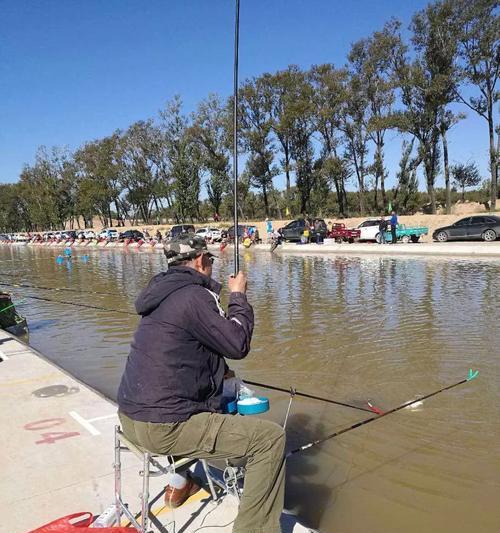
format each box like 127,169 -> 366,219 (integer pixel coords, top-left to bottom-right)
78,202 -> 496,243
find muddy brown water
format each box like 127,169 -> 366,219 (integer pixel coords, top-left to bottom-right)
1,245 -> 499,533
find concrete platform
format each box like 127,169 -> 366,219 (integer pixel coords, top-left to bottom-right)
246,241 -> 500,258
4,239 -> 500,258
0,330 -> 312,533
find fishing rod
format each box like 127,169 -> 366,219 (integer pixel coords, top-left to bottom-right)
0,302 -> 17,314
7,292 -> 137,316
244,379 -> 375,414
287,369 -> 479,457
0,281 -> 119,298
232,0 -> 240,275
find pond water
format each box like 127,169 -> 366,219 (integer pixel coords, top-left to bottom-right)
1,245 -> 499,533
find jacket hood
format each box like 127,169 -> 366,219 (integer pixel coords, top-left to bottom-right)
135,266 -> 221,316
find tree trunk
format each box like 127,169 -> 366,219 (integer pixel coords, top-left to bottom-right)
374,138 -> 386,211
284,146 -> 291,213
153,196 -> 161,224
262,183 -> 269,217
350,142 -> 365,216
379,145 -> 386,209
114,200 -> 122,226
488,101 -> 497,210
442,129 -> 451,214
373,172 -> 379,212
424,155 -> 437,214
271,187 -> 282,219
341,180 -> 348,217
332,178 -> 342,216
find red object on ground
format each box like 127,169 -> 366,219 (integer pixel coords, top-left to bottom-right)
367,402 -> 385,415
328,223 -> 361,243
28,512 -> 133,532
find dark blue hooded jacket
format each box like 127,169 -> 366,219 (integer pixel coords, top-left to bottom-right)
117,266 -> 254,423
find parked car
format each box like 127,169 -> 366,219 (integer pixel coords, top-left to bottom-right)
76,230 -> 97,239
279,219 -> 328,242
433,215 -> 500,242
98,228 -> 119,240
62,230 -> 77,240
196,227 -> 223,242
119,230 -> 144,241
356,218 -> 391,242
169,224 -> 195,240
11,233 -> 28,242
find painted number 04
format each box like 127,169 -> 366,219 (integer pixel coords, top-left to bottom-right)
24,418 -> 80,445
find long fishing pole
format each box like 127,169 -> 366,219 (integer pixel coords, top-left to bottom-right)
0,281 -> 119,297
244,379 -> 375,413
232,0 -> 240,275
287,369 -> 479,457
8,292 -> 137,316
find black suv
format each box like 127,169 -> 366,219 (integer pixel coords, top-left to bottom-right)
279,218 -> 328,242
119,230 -> 144,241
169,224 -> 195,240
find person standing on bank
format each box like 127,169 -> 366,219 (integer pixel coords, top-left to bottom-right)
390,210 -> 398,244
117,234 -> 286,533
378,215 -> 388,244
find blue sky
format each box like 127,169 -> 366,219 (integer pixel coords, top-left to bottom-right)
0,0 -> 492,191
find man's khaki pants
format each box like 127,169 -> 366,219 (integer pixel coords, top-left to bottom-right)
119,411 -> 286,533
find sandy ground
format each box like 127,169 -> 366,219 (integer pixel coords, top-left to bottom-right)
71,202 -> 497,244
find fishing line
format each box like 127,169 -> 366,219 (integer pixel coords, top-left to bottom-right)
287,369 -> 479,457
244,380 -> 374,413
8,292 -> 137,316
0,280 -> 120,298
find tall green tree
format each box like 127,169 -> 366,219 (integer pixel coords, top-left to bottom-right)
392,0 -> 460,213
439,109 -> 465,213
348,19 -> 404,210
191,94 -> 231,217
454,0 -> 499,209
393,138 -> 421,213
452,161 -> 481,200
18,146 -> 75,230
160,98 -> 201,221
309,64 -> 350,216
120,120 -> 161,224
268,67 -> 306,214
74,134 -> 123,227
240,78 -> 278,217
339,73 -> 370,215
274,67 -> 317,214
0,184 -> 28,232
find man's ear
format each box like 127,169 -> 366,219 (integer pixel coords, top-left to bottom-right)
193,254 -> 204,270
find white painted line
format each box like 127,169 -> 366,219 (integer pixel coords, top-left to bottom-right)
69,410 -> 101,436
87,413 -> 118,423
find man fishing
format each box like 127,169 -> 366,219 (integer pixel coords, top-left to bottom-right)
117,233 -> 286,533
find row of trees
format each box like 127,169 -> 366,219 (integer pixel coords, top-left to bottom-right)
0,0 -> 498,233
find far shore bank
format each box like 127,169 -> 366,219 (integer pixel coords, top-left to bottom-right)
63,204 -> 498,245
2,238 -> 500,259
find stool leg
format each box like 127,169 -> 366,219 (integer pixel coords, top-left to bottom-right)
114,426 -> 122,525
201,459 -> 218,502
141,451 -> 150,533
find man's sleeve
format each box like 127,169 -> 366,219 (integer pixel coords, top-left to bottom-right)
188,289 -> 254,360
